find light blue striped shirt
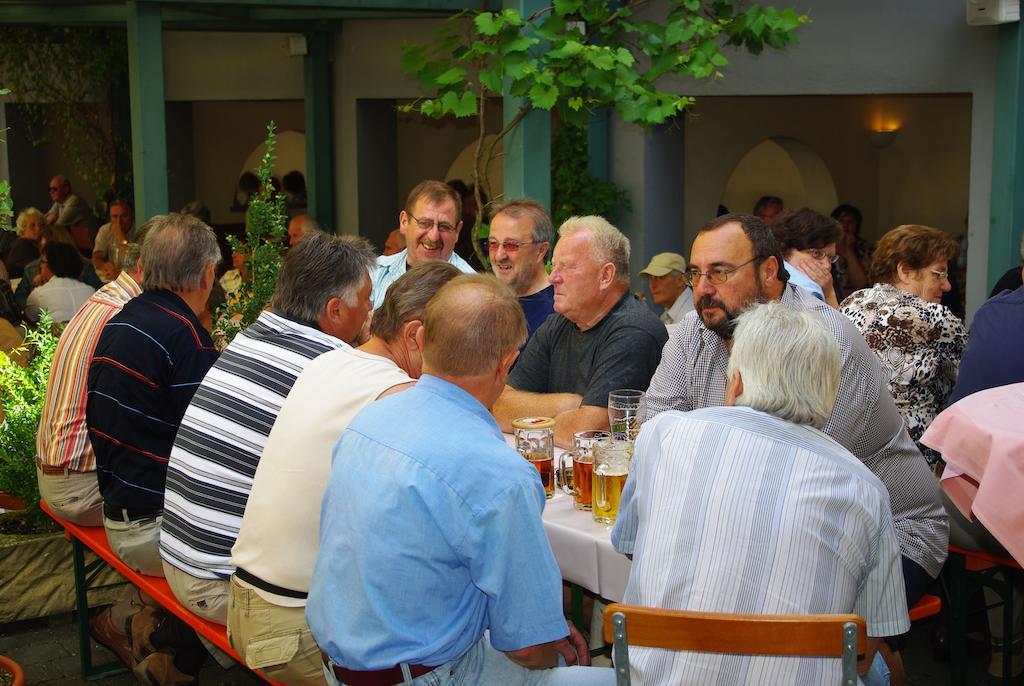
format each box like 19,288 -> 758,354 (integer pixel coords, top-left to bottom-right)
612,406 -> 909,686
370,249 -> 476,309
783,260 -> 825,301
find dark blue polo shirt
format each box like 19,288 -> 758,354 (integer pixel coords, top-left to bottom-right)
946,285 -> 1024,407
519,284 -> 555,343
87,289 -> 218,512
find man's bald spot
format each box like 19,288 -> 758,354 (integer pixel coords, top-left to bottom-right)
423,275 -> 526,376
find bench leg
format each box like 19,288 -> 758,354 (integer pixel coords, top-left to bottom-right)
71,538 -> 128,680
948,551 -> 968,686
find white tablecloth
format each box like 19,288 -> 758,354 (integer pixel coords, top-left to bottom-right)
542,492 -> 631,603
504,432 -> 632,602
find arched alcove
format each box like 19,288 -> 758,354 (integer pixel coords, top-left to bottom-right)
720,136 -> 838,216
239,130 -> 307,185
444,135 -> 504,199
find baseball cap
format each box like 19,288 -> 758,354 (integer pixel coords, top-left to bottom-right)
639,252 -> 687,277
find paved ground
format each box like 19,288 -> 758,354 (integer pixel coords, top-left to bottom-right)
0,607 -> 1005,685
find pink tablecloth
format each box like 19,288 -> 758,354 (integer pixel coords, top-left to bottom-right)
921,383 -> 1024,565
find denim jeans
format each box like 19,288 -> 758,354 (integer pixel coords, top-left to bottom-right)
861,651 -> 891,686
322,634 -> 615,686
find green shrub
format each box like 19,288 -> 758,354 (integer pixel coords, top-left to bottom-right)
0,313 -> 60,525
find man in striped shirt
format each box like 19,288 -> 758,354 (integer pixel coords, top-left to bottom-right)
86,213 -> 222,684
613,302 -> 908,685
37,236 -> 144,525
159,232 -> 376,627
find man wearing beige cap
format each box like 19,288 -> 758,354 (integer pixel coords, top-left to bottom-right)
639,252 -> 693,326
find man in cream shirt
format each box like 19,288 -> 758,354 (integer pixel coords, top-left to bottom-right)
228,262 -> 460,685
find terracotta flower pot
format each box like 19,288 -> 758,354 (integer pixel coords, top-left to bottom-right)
0,654 -> 25,686
0,492 -> 26,511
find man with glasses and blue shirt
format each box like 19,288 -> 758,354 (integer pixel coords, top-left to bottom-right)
489,198 -> 555,342
642,213 -> 948,682
370,180 -> 475,309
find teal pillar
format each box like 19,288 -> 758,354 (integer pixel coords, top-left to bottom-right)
126,1 -> 168,219
989,20 -> 1024,290
587,110 -> 610,181
304,31 -> 334,231
502,0 -> 550,209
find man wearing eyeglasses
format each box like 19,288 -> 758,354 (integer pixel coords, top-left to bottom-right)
45,175 -> 95,230
488,199 -> 555,342
643,213 -> 948,681
370,180 -> 475,309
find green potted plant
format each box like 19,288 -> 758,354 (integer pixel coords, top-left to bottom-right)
0,313 -> 59,525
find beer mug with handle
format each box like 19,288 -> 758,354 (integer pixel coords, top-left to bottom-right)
512,416 -> 556,499
608,389 -> 645,441
559,430 -> 609,511
592,438 -> 632,525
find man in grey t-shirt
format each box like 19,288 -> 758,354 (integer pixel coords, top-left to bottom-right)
492,216 -> 667,448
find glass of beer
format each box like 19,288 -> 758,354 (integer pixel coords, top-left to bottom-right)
512,416 -> 555,498
559,430 -> 609,511
608,389 -> 645,442
592,439 -> 632,525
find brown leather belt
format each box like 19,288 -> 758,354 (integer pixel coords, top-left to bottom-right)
320,651 -> 438,686
36,461 -> 77,475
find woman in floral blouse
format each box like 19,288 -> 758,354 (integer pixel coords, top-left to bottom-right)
840,225 -> 967,465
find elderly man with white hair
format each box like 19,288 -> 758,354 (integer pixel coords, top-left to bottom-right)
612,302 -> 909,686
492,216 -> 667,447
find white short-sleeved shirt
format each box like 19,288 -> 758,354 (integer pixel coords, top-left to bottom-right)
230,346 -> 412,605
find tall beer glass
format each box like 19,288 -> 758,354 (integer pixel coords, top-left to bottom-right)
559,430 -> 609,511
512,416 -> 555,498
592,439 -> 632,525
608,389 -> 644,441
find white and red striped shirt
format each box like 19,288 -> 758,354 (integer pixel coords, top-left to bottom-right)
36,270 -> 141,471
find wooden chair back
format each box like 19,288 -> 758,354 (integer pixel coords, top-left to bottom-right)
602,603 -> 867,686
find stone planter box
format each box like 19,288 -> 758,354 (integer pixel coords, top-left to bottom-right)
0,517 -> 125,624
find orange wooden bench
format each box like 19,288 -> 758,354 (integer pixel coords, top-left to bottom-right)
40,500 -> 280,684
909,594 -> 942,623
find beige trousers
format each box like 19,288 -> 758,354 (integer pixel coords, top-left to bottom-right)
227,576 -> 326,686
103,513 -> 164,577
36,465 -> 103,526
163,561 -> 230,625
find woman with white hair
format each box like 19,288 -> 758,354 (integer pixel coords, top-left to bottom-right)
5,207 -> 45,278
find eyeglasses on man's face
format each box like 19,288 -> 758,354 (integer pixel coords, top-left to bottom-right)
684,256 -> 760,287
407,213 -> 457,234
807,248 -> 839,264
487,239 -> 538,254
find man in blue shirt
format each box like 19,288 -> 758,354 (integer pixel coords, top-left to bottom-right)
946,250 -> 1024,405
370,180 -> 475,309
308,274 -> 613,686
488,198 -> 555,342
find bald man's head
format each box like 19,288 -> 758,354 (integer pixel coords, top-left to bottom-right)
422,274 -> 526,377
